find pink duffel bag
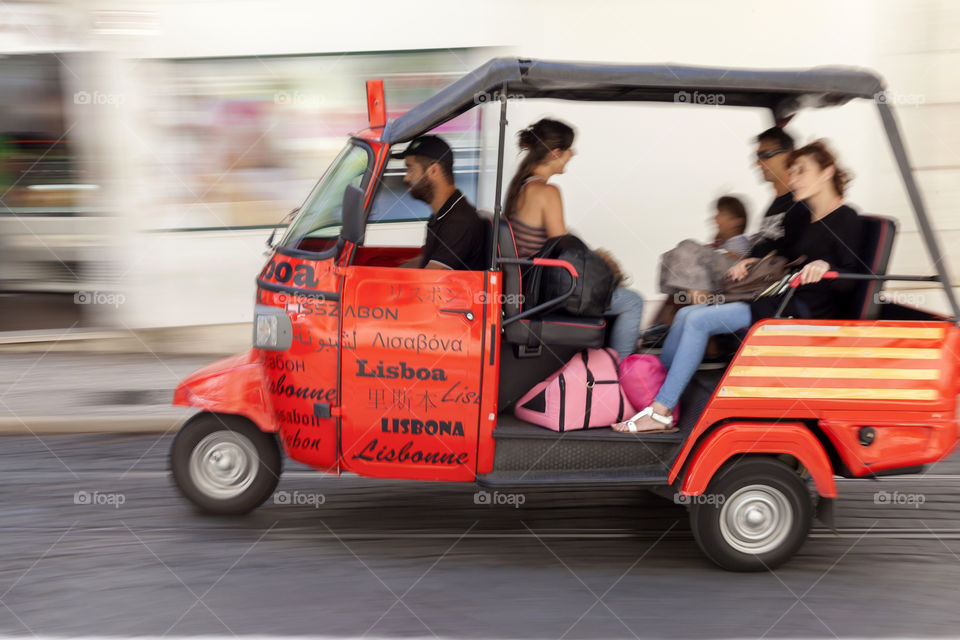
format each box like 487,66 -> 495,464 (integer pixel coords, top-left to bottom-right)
514,348 -> 636,431
618,354 -> 677,420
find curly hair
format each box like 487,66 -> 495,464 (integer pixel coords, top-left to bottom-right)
787,139 -> 853,196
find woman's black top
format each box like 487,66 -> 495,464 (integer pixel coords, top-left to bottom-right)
749,204 -> 862,321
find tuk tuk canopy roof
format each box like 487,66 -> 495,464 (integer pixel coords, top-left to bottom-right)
382,57 -> 886,143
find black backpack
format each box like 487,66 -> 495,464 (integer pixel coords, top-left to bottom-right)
523,235 -> 617,317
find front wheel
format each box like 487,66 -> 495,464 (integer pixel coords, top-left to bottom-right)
170,413 -> 282,515
689,457 -> 812,571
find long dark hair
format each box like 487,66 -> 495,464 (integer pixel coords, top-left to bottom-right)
504,119 -> 575,219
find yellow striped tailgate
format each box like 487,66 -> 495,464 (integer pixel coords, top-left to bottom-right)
755,325 -> 945,340
718,386 -> 939,401
741,345 -> 940,359
729,366 -> 940,380
727,323 -> 948,401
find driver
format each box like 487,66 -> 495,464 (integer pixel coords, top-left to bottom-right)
394,135 -> 486,270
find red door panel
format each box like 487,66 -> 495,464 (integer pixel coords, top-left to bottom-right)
339,266 -> 486,481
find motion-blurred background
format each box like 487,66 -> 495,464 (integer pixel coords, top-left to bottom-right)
1,0 -> 956,353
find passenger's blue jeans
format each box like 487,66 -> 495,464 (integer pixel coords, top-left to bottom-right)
606,287 -> 644,360
654,302 -> 752,410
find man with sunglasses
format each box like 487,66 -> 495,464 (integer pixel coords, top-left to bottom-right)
394,135 -> 486,270
745,127 -> 811,259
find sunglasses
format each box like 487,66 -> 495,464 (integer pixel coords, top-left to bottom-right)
757,148 -> 788,160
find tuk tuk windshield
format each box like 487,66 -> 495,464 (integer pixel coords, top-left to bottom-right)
279,142 -> 370,250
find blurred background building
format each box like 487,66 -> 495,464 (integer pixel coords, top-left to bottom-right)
0,0 -> 956,352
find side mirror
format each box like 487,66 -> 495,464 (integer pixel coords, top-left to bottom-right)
340,184 -> 365,246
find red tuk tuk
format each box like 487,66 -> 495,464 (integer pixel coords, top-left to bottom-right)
170,58 -> 960,571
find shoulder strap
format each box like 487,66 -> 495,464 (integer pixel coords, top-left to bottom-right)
557,373 -> 566,432
602,348 -> 626,422
580,351 -> 593,428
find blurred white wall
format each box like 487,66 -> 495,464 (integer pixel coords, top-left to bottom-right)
42,0 -> 960,327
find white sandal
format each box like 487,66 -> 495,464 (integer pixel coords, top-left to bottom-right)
613,406 -> 677,434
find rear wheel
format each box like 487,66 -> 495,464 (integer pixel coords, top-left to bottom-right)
689,457 -> 812,571
170,413 -> 281,515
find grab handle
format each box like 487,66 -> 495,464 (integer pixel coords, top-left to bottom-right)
497,257 -> 579,327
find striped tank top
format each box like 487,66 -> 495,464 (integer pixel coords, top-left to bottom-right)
512,176 -> 549,258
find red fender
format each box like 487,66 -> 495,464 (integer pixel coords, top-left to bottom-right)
676,422 -> 837,498
173,350 -> 276,432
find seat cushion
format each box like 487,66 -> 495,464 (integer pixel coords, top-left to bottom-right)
503,314 -> 606,348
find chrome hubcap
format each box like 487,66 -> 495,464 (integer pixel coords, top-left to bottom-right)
189,431 -> 258,499
719,484 -> 793,555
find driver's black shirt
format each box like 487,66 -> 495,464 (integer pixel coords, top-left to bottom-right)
420,190 -> 486,270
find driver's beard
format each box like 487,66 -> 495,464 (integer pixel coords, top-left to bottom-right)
408,175 -> 435,204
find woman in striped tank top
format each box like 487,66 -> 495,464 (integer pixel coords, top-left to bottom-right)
503,119 -> 572,258
504,119 -> 645,359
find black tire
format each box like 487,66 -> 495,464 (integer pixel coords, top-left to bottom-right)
170,412 -> 282,515
689,456 -> 812,571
